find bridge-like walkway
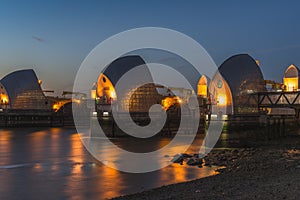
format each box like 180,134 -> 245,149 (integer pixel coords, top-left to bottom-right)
250,91 -> 300,117
251,91 -> 300,108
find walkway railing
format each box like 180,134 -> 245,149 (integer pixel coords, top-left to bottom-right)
250,91 -> 300,108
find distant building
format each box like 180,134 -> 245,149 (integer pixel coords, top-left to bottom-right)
2,54 -> 288,116
96,54 -> 268,116
283,64 -> 300,91
0,69 -> 50,110
96,55 -> 163,113
197,75 -> 209,97
209,54 -> 266,115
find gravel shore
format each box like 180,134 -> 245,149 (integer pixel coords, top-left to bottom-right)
113,136 -> 300,200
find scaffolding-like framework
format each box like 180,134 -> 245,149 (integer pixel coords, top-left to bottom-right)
121,83 -> 163,113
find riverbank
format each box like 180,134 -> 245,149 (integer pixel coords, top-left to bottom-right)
114,136 -> 300,200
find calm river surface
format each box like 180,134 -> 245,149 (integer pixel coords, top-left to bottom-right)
0,128 -> 217,199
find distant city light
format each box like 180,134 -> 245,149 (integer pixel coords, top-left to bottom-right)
73,99 -> 81,104
110,91 -> 116,99
91,89 -> 97,99
92,111 -> 98,116
103,111 -> 109,116
217,95 -> 227,106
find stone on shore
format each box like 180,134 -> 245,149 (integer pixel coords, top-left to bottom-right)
114,137 -> 300,200
171,154 -> 184,164
186,158 -> 203,166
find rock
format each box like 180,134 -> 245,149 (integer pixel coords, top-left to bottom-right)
171,154 -> 184,164
232,155 -> 238,160
181,153 -> 193,158
232,149 -> 239,154
199,153 -> 206,157
215,167 -> 227,173
211,162 -> 217,166
220,156 -> 227,161
187,158 -> 203,166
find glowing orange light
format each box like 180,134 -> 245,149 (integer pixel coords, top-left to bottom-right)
73,99 -> 81,104
198,85 -> 207,96
162,96 -> 181,110
97,74 -> 117,100
2,97 -> 8,104
284,77 -> 298,91
178,98 -> 182,104
0,94 -> 9,105
283,64 -> 299,91
52,104 -> 59,111
91,89 -> 97,99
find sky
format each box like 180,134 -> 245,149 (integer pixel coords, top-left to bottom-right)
1,0 -> 300,95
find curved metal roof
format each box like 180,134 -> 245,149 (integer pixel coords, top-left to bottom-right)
102,55 -> 149,86
0,81 -> 8,94
127,49 -> 202,93
1,69 -> 49,109
102,54 -> 202,93
284,64 -> 300,78
219,54 -> 266,95
99,56 -> 163,113
218,54 -> 266,114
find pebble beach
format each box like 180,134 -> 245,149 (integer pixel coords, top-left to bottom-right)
114,136 -> 300,200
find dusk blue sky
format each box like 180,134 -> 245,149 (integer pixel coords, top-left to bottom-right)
1,0 -> 300,94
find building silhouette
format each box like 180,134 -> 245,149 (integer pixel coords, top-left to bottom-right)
0,69 -> 50,110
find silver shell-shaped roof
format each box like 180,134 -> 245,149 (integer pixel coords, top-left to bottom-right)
284,64 -> 300,78
103,55 -> 149,86
1,69 -> 50,109
219,54 -> 266,114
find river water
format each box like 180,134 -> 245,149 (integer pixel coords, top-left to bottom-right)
0,128 -> 218,199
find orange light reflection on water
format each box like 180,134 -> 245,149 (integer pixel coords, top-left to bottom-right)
69,133 -> 85,174
65,134 -> 125,199
0,130 -> 12,162
157,134 -> 216,184
0,130 -> 13,197
63,133 -> 86,200
96,165 -> 123,198
29,130 -> 48,164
